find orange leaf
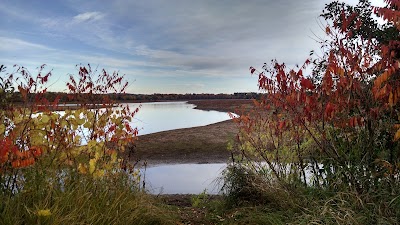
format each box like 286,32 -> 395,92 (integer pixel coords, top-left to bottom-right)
394,128 -> 400,141
326,26 -> 331,34
389,92 -> 394,107
12,160 -> 21,168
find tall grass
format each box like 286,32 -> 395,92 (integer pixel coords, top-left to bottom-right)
0,169 -> 177,225
220,163 -> 400,224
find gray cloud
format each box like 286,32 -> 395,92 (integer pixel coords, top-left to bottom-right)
3,0 -> 356,93
103,0 -> 330,72
19,0 -> 331,75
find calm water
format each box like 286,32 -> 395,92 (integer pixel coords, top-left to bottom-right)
140,162 -> 317,194
61,101 -> 233,194
142,163 -> 227,194
126,102 -> 233,194
127,101 -> 231,135
69,101 -> 231,143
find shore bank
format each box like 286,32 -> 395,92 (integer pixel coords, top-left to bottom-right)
134,120 -> 236,165
133,99 -> 253,165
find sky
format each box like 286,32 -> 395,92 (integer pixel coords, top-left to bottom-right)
0,0 -> 386,94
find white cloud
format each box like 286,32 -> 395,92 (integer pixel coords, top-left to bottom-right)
73,11 -> 105,23
0,37 -> 54,51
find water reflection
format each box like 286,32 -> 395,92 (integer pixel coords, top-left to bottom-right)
48,101 -> 231,144
128,102 -> 231,135
141,163 -> 227,194
140,162 -> 320,194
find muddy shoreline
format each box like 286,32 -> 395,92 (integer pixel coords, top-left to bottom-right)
132,99 -> 253,166
133,119 -> 236,166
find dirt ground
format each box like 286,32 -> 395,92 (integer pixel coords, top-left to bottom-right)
131,99 -> 253,166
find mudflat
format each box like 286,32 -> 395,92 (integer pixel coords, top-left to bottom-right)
132,99 -> 253,165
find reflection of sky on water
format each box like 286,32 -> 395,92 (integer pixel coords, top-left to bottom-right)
127,101 -> 232,135
140,162 -> 322,194
141,163 -> 227,194
36,102 -> 233,194
46,101 -> 232,143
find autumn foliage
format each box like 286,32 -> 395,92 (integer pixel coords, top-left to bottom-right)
0,64 -> 139,193
234,0 -> 400,191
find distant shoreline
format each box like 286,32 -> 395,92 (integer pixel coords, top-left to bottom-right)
16,98 -> 254,111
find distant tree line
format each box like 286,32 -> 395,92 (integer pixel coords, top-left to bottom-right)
6,92 -> 261,104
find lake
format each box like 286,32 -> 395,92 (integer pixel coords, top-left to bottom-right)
38,101 -> 232,194
127,101 -> 232,135
141,162 -> 318,195
141,163 -> 227,194
126,101 -> 232,194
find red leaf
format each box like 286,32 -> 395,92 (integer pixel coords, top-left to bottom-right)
278,121 -> 285,130
324,102 -> 336,119
250,67 -> 256,74
301,78 -> 315,90
258,73 -> 266,88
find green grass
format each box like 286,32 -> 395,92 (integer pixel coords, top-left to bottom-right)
0,172 -> 177,225
199,200 -> 293,225
2,163 -> 399,224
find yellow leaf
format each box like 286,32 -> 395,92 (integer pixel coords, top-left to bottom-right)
83,122 -> 91,128
94,150 -> 102,160
104,163 -> 113,170
73,136 -> 81,146
78,118 -> 86,125
31,133 -> 45,146
78,163 -> 87,174
37,209 -> 52,217
0,124 -> 5,134
87,140 -> 97,149
87,111 -> 94,120
50,113 -> 59,120
60,120 -> 68,127
93,169 -> 105,179
89,158 -> 96,174
41,115 -> 50,124
74,109 -> 81,118
111,151 -> 117,162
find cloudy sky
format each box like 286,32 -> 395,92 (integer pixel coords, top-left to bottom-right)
0,0 -> 385,94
